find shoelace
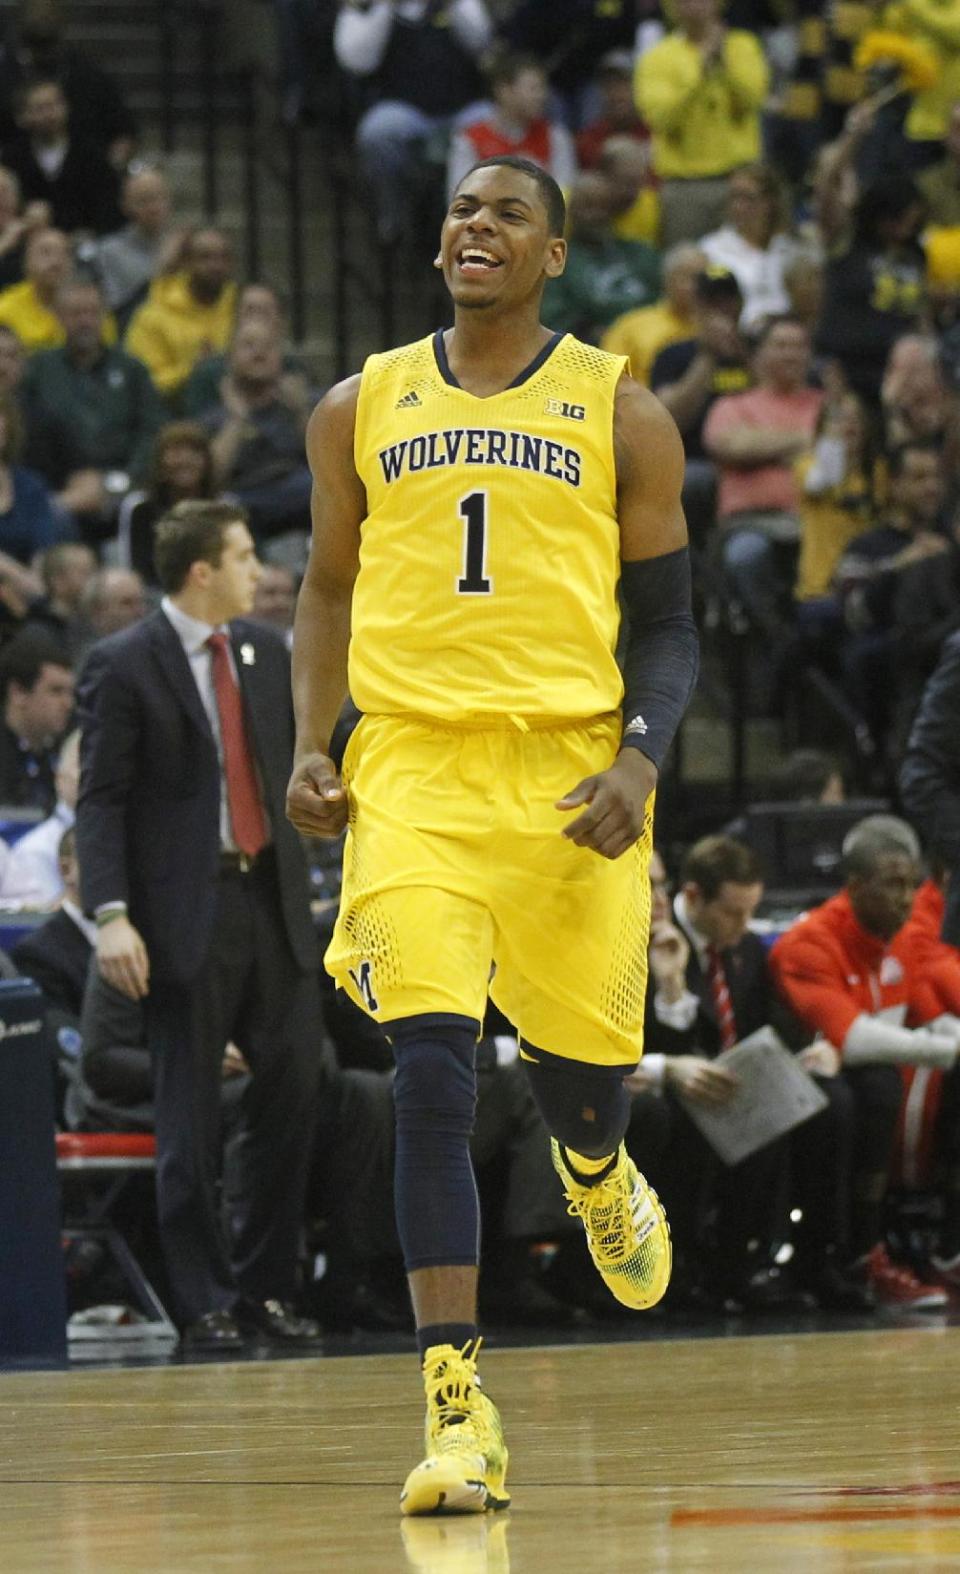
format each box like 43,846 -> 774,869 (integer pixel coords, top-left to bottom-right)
563,1170 -> 636,1266
424,1338 -> 484,1434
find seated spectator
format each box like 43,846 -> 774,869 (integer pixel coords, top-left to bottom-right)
24,539 -> 94,657
700,163 -> 805,332
0,721 -> 75,905
95,164 -> 182,329
198,319 -> 312,544
447,53 -> 576,200
116,422 -> 219,585
635,0 -> 769,248
251,562 -> 296,648
12,822 -> 91,1113
181,283 -> 309,419
576,50 -> 649,171
22,276 -> 163,539
918,100 -> 960,227
0,225 -> 70,351
0,626 -> 73,812
501,0 -> 641,123
651,265 -> 750,545
602,242 -> 703,385
816,177 -> 927,404
334,0 -> 493,244
0,385 -> 65,566
891,501 -> 960,751
795,392 -> 878,608
72,567 -> 147,668
596,135 -> 659,248
836,440 -> 949,753
125,227 -> 237,400
0,0 -> 137,165
770,814 -> 959,1307
0,164 -> 49,291
1,77 -> 121,236
704,315 -> 824,636
881,334 -> 960,469
646,833 -> 863,1312
541,172 -> 661,339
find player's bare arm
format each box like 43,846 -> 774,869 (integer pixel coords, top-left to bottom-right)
286,375 -> 365,839
558,375 -> 696,859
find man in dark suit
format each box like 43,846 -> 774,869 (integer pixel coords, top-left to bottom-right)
647,834 -> 862,1310
75,500 -> 323,1349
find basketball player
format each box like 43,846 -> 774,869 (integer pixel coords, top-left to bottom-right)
287,156 -> 699,1515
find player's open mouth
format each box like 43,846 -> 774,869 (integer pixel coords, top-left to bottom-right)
457,249 -> 504,276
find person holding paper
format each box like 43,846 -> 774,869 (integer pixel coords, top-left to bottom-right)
770,814 -> 957,1310
648,834 -> 865,1313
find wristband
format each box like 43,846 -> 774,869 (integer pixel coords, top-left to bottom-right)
96,908 -> 127,928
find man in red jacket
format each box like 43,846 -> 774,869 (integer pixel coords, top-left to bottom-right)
771,815 -> 959,1307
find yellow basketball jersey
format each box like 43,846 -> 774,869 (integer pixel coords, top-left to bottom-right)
350,330 -> 627,723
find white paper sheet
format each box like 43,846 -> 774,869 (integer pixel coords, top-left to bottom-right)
675,1026 -> 829,1166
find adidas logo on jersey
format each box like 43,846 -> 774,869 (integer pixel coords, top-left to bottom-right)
395,389 -> 423,409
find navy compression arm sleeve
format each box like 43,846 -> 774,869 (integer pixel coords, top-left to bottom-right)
618,547 -> 699,770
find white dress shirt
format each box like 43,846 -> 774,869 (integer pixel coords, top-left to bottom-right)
0,799 -> 73,907
161,596 -> 241,852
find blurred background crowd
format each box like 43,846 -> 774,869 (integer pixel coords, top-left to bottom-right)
6,0 -> 960,1348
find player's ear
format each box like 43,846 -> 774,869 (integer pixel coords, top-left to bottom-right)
433,254 -> 443,269
544,238 -> 567,279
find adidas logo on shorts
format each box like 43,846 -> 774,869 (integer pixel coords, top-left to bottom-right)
395,389 -> 422,409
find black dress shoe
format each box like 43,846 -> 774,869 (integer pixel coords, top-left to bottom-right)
182,1309 -> 245,1351
799,1261 -> 877,1313
236,1298 -> 322,1346
732,1265 -> 818,1314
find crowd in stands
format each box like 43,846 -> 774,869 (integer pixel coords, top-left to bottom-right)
7,0 -> 960,1344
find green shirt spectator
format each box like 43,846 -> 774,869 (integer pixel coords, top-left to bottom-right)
542,172 -> 662,340
21,277 -> 164,525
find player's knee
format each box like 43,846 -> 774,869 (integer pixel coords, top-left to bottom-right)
525,1054 -> 630,1157
390,1018 -> 478,1139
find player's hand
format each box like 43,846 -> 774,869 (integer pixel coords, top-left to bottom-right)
556,747 -> 656,859
286,752 -> 348,838
96,915 -> 150,1001
664,1055 -> 739,1106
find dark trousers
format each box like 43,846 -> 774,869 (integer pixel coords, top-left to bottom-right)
146,856 -> 320,1323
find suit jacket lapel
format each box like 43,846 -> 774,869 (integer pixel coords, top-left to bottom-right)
147,611 -> 215,746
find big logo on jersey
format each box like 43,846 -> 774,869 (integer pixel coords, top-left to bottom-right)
378,426 -> 582,488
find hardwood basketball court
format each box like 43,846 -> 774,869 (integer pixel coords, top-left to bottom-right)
2,1323 -> 959,1571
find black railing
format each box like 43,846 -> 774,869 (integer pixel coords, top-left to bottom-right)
154,0 -> 308,344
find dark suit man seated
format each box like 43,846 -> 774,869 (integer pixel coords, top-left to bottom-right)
75,499 -> 323,1350
644,834 -> 866,1312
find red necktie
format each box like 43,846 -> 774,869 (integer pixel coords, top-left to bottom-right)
706,944 -> 738,1051
206,633 -> 268,858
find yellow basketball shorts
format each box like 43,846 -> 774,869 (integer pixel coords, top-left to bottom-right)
325,713 -> 654,1068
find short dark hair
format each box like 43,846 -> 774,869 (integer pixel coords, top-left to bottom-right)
457,156 -> 566,238
0,627 -> 71,700
681,834 -> 764,898
486,50 -> 543,94
153,500 -> 248,593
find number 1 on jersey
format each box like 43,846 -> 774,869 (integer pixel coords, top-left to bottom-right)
457,491 -> 492,595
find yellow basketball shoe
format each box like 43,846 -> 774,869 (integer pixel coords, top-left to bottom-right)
551,1140 -> 672,1310
400,1340 -> 510,1517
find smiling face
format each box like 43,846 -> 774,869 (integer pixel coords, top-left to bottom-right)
440,164 -> 566,315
